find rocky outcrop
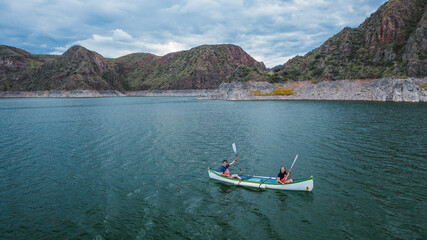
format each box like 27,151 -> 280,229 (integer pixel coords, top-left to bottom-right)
372,78 -> 427,101
403,6 -> 427,77
362,0 -> 418,47
204,81 -> 275,100
202,78 -> 427,102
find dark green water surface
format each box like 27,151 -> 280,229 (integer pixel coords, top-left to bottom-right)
0,97 -> 426,239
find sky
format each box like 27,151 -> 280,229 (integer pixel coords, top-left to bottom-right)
0,0 -> 387,67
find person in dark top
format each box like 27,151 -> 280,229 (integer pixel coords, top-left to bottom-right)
220,157 -> 242,180
277,166 -> 293,184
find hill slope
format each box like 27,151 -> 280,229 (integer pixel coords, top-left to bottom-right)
0,44 -> 266,91
277,0 -> 426,81
28,46 -> 123,90
0,45 -> 46,90
114,44 -> 266,90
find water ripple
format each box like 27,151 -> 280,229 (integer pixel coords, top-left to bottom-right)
0,98 -> 426,239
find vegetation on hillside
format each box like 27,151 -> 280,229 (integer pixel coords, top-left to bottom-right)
251,88 -> 294,96
277,0 -> 426,81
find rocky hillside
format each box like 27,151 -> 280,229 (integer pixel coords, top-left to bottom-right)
0,44 -> 266,91
276,0 -> 426,81
0,45 -> 121,91
0,45 -> 46,91
113,44 -> 266,90
28,46 -> 123,91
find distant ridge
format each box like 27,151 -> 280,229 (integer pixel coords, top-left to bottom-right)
0,44 -> 266,91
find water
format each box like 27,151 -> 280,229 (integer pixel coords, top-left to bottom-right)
0,97 -> 426,239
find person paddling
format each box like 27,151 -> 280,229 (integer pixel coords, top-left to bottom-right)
277,166 -> 293,184
220,157 -> 242,180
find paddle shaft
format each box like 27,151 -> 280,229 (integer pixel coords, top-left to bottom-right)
285,154 -> 298,180
232,143 -> 240,172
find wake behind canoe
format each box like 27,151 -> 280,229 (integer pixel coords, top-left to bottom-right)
208,168 -> 314,191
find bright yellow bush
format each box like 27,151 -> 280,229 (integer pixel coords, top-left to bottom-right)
273,88 -> 294,95
251,88 -> 294,96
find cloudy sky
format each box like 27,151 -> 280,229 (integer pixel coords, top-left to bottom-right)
0,0 -> 386,67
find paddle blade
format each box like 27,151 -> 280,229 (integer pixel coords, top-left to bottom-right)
232,143 -> 237,154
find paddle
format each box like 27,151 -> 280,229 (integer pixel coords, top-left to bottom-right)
232,143 -> 237,157
285,154 -> 298,181
232,143 -> 241,172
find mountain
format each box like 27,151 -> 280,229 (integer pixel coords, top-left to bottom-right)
277,0 -> 426,81
28,46 -> 123,90
0,44 -> 266,91
113,44 -> 266,90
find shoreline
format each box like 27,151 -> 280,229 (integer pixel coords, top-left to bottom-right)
0,90 -> 213,98
201,78 -> 427,102
1,78 -> 426,102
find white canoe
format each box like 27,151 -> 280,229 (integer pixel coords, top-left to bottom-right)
208,168 -> 313,191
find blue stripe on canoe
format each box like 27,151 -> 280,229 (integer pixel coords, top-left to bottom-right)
210,168 -> 306,183
210,168 -> 298,183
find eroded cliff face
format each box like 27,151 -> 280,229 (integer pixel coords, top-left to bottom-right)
362,0 -> 417,47
278,0 -> 427,81
403,7 -> 427,77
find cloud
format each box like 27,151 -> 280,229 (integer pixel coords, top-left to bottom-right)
50,29 -> 188,57
112,29 -> 133,42
0,0 -> 387,67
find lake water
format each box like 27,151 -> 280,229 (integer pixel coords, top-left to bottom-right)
0,97 -> 426,239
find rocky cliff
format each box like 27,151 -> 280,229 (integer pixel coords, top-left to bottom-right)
276,0 -> 426,81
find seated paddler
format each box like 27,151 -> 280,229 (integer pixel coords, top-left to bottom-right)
277,166 -> 293,184
220,157 -> 242,180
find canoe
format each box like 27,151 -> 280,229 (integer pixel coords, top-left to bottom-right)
208,167 -> 313,191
